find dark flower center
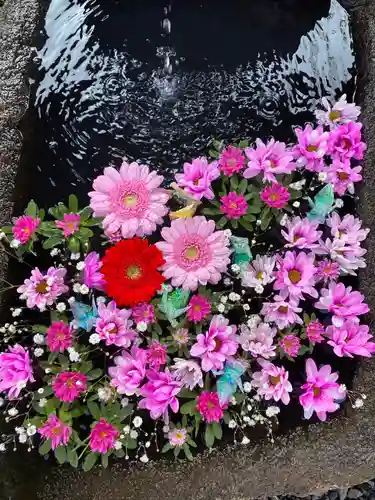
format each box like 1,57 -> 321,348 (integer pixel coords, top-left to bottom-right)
35,280 -> 49,294
288,269 -> 301,284
307,145 -> 318,153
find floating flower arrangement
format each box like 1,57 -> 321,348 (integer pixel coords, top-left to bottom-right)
0,95 -> 371,470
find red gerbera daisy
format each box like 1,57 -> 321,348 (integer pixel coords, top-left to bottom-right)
101,238 -> 165,307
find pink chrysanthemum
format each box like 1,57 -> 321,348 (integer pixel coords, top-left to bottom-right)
12,215 -> 40,245
219,146 -> 245,176
279,335 -> 301,358
299,358 -> 344,421
306,320 -> 325,344
46,321 -> 74,353
131,302 -> 155,325
326,319 -> 375,358
175,157 -> 220,200
315,94 -> 361,128
52,371 -> 88,402
261,295 -> 303,330
252,359 -> 292,405
239,322 -> 277,359
190,315 -> 238,372
261,184 -> 290,209
274,251 -> 317,299
139,369 -> 182,420
109,346 -> 147,396
171,359 -> 203,390
196,391 -> 224,423
220,192 -> 248,219
168,428 -> 187,447
244,138 -> 295,183
315,282 -> 369,327
156,216 -> 231,291
90,418 -> 119,454
17,266 -> 68,312
281,216 -> 322,249
187,294 -> 211,323
293,124 -> 329,172
242,254 -> 276,289
147,341 -> 167,370
326,158 -> 362,196
0,345 -> 34,399
95,300 -> 136,348
328,122 -> 366,160
327,213 -> 369,246
55,213 -> 81,237
82,252 -> 105,291
316,237 -> 367,276
38,414 -> 72,450
89,161 -> 170,239
315,259 -> 340,283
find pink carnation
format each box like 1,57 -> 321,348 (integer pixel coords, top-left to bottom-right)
261,295 -> 303,329
175,157 -> 220,200
293,124 -> 328,172
220,192 -> 248,219
252,359 -> 292,405
55,213 -> 81,237
82,252 -> 105,291
306,320 -> 325,344
156,216 -> 231,291
279,335 -> 301,358
38,414 -> 72,450
326,158 -> 362,196
139,369 -> 182,420
326,319 -> 375,358
274,251 -> 317,299
90,418 -> 119,454
89,161 -> 170,239
131,302 -> 155,325
196,391 -> 224,423
187,294 -> 211,323
244,138 -> 295,183
190,315 -> 238,372
12,215 -> 40,244
95,300 -> 136,348
0,345 -> 34,399
147,341 -> 167,370
46,321 -> 73,353
328,122 -> 366,160
218,146 -> 245,176
261,184 -> 290,209
52,371 -> 87,402
281,216 -> 322,249
109,346 -> 147,396
315,282 -> 369,327
17,266 -> 68,311
299,358 -> 344,421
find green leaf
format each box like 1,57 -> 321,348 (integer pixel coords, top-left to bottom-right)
238,179 -> 248,194
230,174 -> 239,190
212,139 -> 224,151
87,401 -> 101,420
115,448 -> 125,458
208,149 -> 220,159
83,452 -> 98,472
32,324 -> 48,334
67,448 -> 79,468
178,388 -> 197,399
39,439 -> 52,455
183,443 -> 193,460
212,421 -> 222,440
260,207 -> 273,231
79,206 -> 92,221
124,438 -> 137,450
87,368 -> 103,380
215,216 -> 227,229
80,361 -> 93,374
161,443 -> 172,453
246,204 -> 262,214
298,345 -> 310,356
0,226 -> 12,234
204,424 -> 215,448
68,194 -> 79,213
289,189 -> 302,200
180,399 -> 197,415
68,236 -> 80,253
118,404 -> 134,422
101,453 -> 109,468
79,227 -> 94,239
238,140 -> 249,148
43,237 -> 63,250
26,200 -> 38,217
201,208 -> 221,216
54,446 -> 67,465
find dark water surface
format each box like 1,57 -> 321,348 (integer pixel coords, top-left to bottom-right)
16,0 -> 356,208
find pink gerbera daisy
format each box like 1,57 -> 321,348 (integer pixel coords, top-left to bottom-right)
89,161 -> 170,239
293,124 -> 329,172
12,215 -> 40,245
156,216 -> 231,291
187,294 -> 211,323
220,192 -> 248,219
196,391 -> 224,423
17,266 -> 68,311
326,158 -> 362,196
52,371 -> 88,402
315,259 -> 340,284
261,184 -> 290,209
219,146 -> 245,176
281,216 -> 322,249
55,213 -> 81,237
46,321 -> 74,353
38,414 -> 72,450
328,122 -> 366,161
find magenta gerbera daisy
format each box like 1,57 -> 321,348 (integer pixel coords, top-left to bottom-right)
89,161 -> 170,239
156,216 -> 231,291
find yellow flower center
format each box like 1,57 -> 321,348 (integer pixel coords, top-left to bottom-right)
35,280 -> 48,294
288,269 -> 301,284
306,145 -> 318,153
270,375 -> 280,385
278,306 -> 288,314
313,386 -> 321,397
184,246 -> 199,260
329,110 -> 341,121
123,194 -> 138,207
126,265 -> 142,280
270,193 -> 280,201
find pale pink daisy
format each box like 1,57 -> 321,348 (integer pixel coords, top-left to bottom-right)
279,334 -> 301,358
55,213 -> 81,237
251,359 -> 292,405
244,138 -> 295,183
0,345 -> 34,399
293,125 -> 329,172
326,319 -> 375,358
38,414 -> 72,449
82,252 -> 105,290
175,157 -> 220,200
326,158 -> 362,196
274,251 -> 317,299
315,94 -> 361,128
327,213 -> 369,245
168,428 -> 187,447
17,266 -> 68,311
218,146 -> 245,176
306,320 -> 325,344
239,322 -> 277,359
242,254 -> 276,289
261,295 -> 303,329
299,358 -> 343,421
95,300 -> 136,348
171,359 -> 203,390
172,328 -> 190,345
187,294 -> 211,323
12,215 -> 40,245
328,122 -> 366,160
196,392 -> 224,423
220,192 -> 248,219
89,161 -> 170,239
156,216 -> 231,291
281,216 -> 322,249
261,184 -> 290,209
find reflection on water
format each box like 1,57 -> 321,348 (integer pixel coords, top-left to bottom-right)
19,0 -> 356,206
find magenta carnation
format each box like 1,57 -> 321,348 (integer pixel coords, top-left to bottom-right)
90,418 -> 119,454
261,184 -> 290,209
175,157 -> 220,200
38,414 -> 72,449
55,213 -> 81,237
46,321 -> 73,353
274,251 -> 317,299
17,266 -> 68,311
220,192 -> 248,219
306,320 -> 325,344
95,300 -> 136,348
147,341 -> 167,370
279,334 -> 301,358
251,359 -> 292,405
190,315 -> 238,372
187,294 -> 211,323
326,319 -> 375,358
52,371 -> 88,402
109,346 -> 147,396
244,138 -> 295,183
219,146 -> 245,176
131,302 -> 155,325
196,391 -> 224,423
139,369 -> 182,420
156,216 -> 231,291
293,124 -> 328,172
328,122 -> 366,160
12,215 -> 40,244
89,161 -> 170,239
0,345 -> 34,399
82,252 -> 105,290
